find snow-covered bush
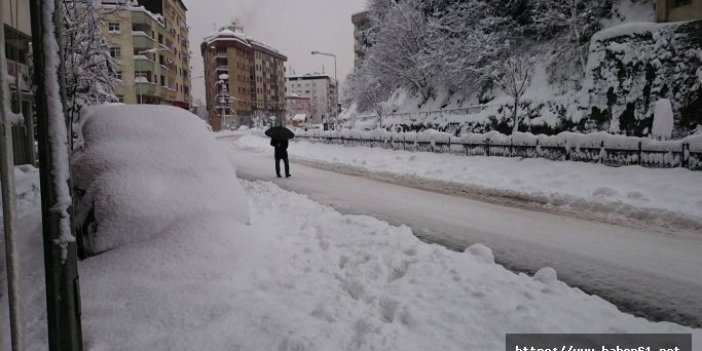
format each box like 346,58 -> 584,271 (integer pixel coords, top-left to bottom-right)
584,20 -> 702,136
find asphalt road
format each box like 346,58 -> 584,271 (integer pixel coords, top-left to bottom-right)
226,141 -> 702,327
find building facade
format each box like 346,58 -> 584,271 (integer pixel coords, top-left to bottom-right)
286,74 -> 338,127
201,28 -> 287,131
3,0 -> 34,164
285,94 -> 311,126
102,0 -> 191,108
656,0 -> 702,22
352,11 -> 371,69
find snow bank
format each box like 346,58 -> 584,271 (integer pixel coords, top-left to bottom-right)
71,105 -> 250,255
5,170 -> 701,350
295,128 -> 701,152
0,165 -> 40,217
78,182 -> 702,349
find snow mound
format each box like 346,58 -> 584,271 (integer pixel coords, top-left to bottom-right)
465,243 -> 495,264
533,267 -> 559,285
72,105 -> 250,255
653,99 -> 674,139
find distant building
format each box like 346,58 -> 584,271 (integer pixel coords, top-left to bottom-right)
286,74 -> 338,127
352,11 -> 371,69
101,0 -> 192,108
655,0 -> 702,22
285,94 -> 311,125
3,0 -> 32,115
2,0 -> 34,165
201,27 -> 287,131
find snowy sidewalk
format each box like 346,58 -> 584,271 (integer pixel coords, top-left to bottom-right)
4,172 -> 700,350
232,133 -> 702,230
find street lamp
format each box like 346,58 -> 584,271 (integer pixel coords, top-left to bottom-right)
136,47 -> 170,104
311,50 -> 339,130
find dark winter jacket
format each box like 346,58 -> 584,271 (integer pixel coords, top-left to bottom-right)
270,138 -> 289,159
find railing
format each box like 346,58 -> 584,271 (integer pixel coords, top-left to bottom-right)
346,105 -> 489,127
294,132 -> 702,171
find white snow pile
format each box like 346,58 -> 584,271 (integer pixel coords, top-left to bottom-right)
0,165 -> 40,217
71,105 -> 250,255
235,133 -> 702,229
6,176 -> 700,350
653,99 -> 674,140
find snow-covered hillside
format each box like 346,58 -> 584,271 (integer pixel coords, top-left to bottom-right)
343,0 -> 701,137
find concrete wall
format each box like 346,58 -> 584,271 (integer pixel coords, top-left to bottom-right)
2,0 -> 30,35
656,0 -> 702,22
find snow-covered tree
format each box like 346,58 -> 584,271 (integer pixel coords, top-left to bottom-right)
365,0 -> 434,102
488,54 -> 534,134
344,62 -> 391,117
530,0 -> 611,78
425,0 -> 516,95
62,0 -> 119,140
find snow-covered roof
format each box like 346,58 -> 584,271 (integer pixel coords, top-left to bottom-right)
203,29 -> 251,47
292,114 -> 307,121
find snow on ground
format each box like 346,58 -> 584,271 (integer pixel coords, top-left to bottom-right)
0,165 -> 40,217
233,133 -> 702,229
3,172 -> 700,351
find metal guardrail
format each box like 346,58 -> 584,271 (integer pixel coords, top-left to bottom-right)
295,135 -> 701,171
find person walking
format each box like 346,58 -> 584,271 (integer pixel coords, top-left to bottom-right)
264,123 -> 295,178
271,137 -> 290,178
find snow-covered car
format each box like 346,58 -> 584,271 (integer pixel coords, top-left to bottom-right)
71,105 -> 249,257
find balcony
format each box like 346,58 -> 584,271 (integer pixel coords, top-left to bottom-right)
133,35 -> 155,50
6,60 -> 30,91
133,57 -> 155,71
135,82 -> 159,96
132,11 -> 155,27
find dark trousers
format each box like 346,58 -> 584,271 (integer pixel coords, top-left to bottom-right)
275,156 -> 290,177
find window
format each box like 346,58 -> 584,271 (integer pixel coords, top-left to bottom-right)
108,22 -> 120,33
673,0 -> 691,7
116,71 -> 123,80
109,47 -> 121,58
160,75 -> 165,86
117,95 -> 124,103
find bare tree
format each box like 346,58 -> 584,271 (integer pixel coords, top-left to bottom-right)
488,54 -> 533,134
62,0 -> 119,142
425,0 -> 516,95
365,0 -> 434,102
530,0 -> 608,77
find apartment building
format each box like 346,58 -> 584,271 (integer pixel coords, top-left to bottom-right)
102,0 -> 191,108
286,74 -> 338,127
352,11 -> 371,69
201,27 -> 287,131
285,94 -> 311,126
2,0 -> 34,164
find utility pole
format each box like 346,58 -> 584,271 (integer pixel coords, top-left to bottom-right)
30,1 -> 84,350
0,0 -> 24,348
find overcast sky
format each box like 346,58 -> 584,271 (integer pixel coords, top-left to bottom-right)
185,0 -> 367,102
